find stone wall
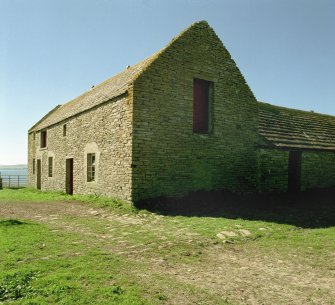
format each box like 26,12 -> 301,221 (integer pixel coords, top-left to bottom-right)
28,94 -> 133,201
257,148 -> 335,192
28,131 -> 36,187
301,151 -> 335,190
257,148 -> 288,192
132,22 -> 259,201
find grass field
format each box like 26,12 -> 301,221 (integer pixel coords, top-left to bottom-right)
0,188 -> 334,304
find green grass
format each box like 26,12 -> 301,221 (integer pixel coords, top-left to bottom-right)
0,187 -> 136,213
0,220 -> 152,304
0,188 -> 334,304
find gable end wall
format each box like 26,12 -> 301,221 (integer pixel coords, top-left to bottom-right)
132,22 -> 259,202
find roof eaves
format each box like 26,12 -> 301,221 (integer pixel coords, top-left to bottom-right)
28,105 -> 62,133
32,89 -> 129,132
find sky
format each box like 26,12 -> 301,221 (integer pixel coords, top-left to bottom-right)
0,0 -> 334,165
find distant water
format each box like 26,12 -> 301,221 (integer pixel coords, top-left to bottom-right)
0,168 -> 28,176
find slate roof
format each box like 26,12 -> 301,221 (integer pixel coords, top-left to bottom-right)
29,21 -> 211,132
258,102 -> 335,151
29,52 -> 159,132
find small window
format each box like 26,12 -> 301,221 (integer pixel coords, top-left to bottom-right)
33,132 -> 35,140
193,78 -> 213,134
48,157 -> 53,177
63,124 -> 67,136
33,159 -> 35,174
40,130 -> 47,148
87,153 -> 96,182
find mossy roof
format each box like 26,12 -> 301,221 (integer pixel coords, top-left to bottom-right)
259,102 -> 335,151
29,53 -> 158,132
29,21 -> 210,132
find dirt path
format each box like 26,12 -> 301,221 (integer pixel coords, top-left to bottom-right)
1,200 -> 334,305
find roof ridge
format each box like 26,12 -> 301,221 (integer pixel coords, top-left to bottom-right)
29,50 -> 161,131
258,101 -> 335,119
56,53 -> 159,112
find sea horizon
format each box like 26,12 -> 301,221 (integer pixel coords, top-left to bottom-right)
0,164 -> 27,169
0,165 -> 28,177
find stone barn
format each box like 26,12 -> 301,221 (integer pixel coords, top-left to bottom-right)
28,21 -> 335,202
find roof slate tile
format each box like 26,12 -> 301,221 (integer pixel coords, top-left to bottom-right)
258,102 -> 335,151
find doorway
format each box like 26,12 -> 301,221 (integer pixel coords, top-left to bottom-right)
288,151 -> 301,194
37,159 -> 41,190
66,158 -> 74,195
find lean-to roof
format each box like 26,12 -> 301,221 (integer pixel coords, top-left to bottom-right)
259,102 -> 335,151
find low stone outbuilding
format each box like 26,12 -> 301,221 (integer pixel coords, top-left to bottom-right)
28,21 -> 335,202
258,102 -> 335,193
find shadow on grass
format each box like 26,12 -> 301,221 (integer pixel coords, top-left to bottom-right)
0,219 -> 27,226
135,187 -> 335,229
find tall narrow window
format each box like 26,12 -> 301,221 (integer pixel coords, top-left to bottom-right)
48,157 -> 53,177
193,78 -> 212,134
33,159 -> 35,174
33,132 -> 36,140
40,130 -> 47,148
87,153 -> 96,182
63,124 -> 67,136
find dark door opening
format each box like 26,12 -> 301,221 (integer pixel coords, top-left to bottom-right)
288,151 -> 301,194
36,159 -> 41,190
66,158 -> 74,195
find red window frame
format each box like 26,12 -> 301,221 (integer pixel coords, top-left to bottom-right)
193,78 -> 212,134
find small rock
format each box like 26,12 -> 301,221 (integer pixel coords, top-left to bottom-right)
238,229 -> 251,236
216,233 -> 226,239
217,231 -> 238,238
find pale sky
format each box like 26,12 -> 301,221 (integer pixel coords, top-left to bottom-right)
1,0 -> 334,165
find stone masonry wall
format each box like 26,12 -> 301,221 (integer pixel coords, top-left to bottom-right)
28,94 -> 133,201
257,148 -> 335,192
132,22 -> 259,201
301,151 -> 335,190
257,148 -> 288,192
27,132 -> 36,186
